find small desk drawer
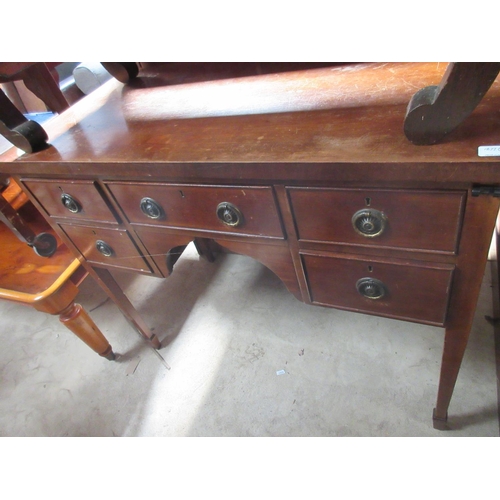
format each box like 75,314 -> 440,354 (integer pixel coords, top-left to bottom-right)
302,253 -> 454,326
107,182 -> 284,239
288,188 -> 465,254
23,179 -> 117,223
59,224 -> 151,273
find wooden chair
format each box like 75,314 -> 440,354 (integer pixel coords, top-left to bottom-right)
0,178 -> 115,360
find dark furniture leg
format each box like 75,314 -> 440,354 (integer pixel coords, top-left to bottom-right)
193,237 -> 217,262
0,62 -> 70,153
433,192 -> 500,429
21,63 -> 69,114
0,90 -> 49,153
404,62 -> 500,145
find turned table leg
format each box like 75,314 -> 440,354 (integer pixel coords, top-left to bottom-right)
33,278 -> 115,360
58,302 -> 115,360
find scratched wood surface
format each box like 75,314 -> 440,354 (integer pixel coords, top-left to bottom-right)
1,62 -> 499,169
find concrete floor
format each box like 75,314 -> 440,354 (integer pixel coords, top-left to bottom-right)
0,243 -> 499,436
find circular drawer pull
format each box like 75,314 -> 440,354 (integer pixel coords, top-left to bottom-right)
140,197 -> 164,219
216,202 -> 243,227
356,277 -> 386,300
61,193 -> 82,213
352,209 -> 387,237
95,240 -> 114,257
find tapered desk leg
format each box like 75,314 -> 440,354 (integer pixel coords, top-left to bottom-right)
433,325 -> 471,430
496,212 -> 500,308
33,279 -> 115,360
433,193 -> 500,429
88,266 -> 161,349
193,237 -> 217,262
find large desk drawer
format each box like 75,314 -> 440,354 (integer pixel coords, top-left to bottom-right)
23,179 -> 117,223
59,224 -> 151,273
288,188 -> 465,254
106,182 -> 284,239
302,253 -> 454,326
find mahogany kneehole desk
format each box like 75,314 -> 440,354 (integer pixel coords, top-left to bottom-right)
1,63 -> 500,430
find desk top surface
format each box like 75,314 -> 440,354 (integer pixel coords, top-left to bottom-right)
1,63 -> 500,179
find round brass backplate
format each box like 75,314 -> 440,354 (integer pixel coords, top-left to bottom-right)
352,209 -> 387,237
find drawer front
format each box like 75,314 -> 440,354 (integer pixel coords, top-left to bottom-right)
59,224 -> 151,272
106,183 -> 284,238
302,253 -> 454,326
288,188 -> 465,253
23,179 -> 117,223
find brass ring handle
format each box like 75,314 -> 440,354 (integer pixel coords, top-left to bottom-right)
140,197 -> 164,219
356,277 -> 386,300
95,240 -> 114,257
216,202 -> 243,227
352,209 -> 387,238
61,193 -> 82,213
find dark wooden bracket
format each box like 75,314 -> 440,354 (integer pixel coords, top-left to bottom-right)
0,62 -> 71,154
404,62 -> 500,145
0,89 -> 49,153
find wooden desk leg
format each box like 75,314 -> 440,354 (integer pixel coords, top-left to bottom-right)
33,280 -> 115,360
433,326 -> 472,430
433,193 -> 500,429
88,266 -> 161,349
193,237 -> 217,262
496,212 -> 500,301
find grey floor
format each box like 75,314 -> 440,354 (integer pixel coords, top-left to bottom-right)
1,243 -> 499,437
